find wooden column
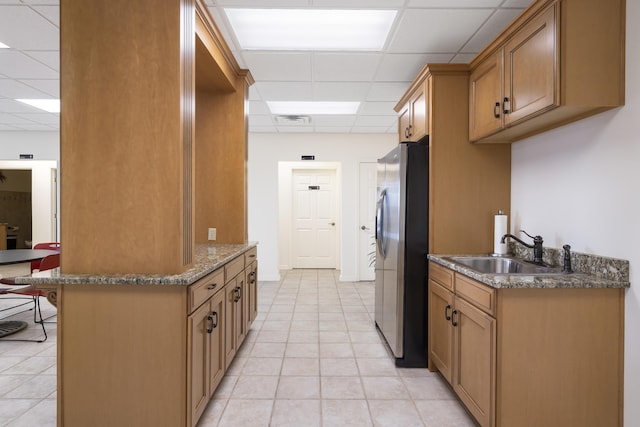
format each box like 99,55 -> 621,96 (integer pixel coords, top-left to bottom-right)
60,0 -> 195,274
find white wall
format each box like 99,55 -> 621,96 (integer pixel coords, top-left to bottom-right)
511,3 -> 639,424
248,132 -> 396,281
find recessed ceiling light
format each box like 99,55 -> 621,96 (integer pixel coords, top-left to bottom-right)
225,9 -> 397,51
16,99 -> 60,113
0,42 -> 9,49
268,101 -> 360,115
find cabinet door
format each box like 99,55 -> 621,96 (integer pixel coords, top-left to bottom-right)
246,261 -> 258,323
470,50 -> 504,141
428,280 -> 454,383
503,3 -> 557,125
398,101 -> 411,142
235,274 -> 247,348
409,82 -> 428,141
208,290 -> 225,396
452,296 -> 496,427
224,279 -> 237,369
188,300 -> 212,426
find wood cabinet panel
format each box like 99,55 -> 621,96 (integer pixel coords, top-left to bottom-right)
428,280 -> 454,383
469,51 -> 503,141
208,290 -> 225,396
452,296 -> 495,427
504,4 -> 557,125
188,299 -> 212,426
395,79 -> 428,142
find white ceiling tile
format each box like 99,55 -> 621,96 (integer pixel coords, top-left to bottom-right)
217,0 -> 311,6
312,0 -> 404,8
276,126 -> 314,133
354,115 -> 396,127
255,81 -> 313,101
249,126 -> 279,133
0,124 -> 20,130
462,9 -> 524,52
249,115 -> 276,126
388,9 -> 493,53
12,112 -> 58,125
502,0 -> 534,7
0,50 -> 57,79
366,82 -> 409,102
313,53 -> 381,82
358,101 -> 397,116
32,5 -> 59,27
248,85 -> 262,101
312,115 -> 356,127
314,127 -> 353,133
19,0 -> 59,4
18,79 -> 58,97
407,0 -> 502,6
24,51 -> 59,71
0,112 -> 37,124
248,101 -> 271,115
450,53 -> 477,63
312,82 -> 370,101
0,5 -> 59,50
351,126 -> 393,133
375,53 -> 452,81
243,52 -> 311,81
0,78 -> 49,98
12,123 -> 56,130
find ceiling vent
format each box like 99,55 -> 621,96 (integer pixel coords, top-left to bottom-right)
274,115 -> 312,125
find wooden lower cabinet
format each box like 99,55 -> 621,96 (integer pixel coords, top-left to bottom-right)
188,289 -> 225,427
246,260 -> 258,323
428,261 -> 624,427
429,277 -> 496,427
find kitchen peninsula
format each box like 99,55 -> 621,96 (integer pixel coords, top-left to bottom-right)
40,0 -> 255,425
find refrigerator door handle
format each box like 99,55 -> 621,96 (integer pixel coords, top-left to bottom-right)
376,189 -> 387,258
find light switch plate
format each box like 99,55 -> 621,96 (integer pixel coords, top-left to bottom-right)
208,228 -> 217,241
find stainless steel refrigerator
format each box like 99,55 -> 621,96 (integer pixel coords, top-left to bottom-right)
375,141 -> 429,368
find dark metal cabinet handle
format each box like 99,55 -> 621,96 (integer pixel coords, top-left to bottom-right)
493,102 -> 500,118
206,315 -> 214,333
503,97 -> 510,114
211,311 -> 218,329
451,310 -> 458,327
207,283 -> 218,291
234,286 -> 242,302
445,304 -> 452,321
407,124 -> 413,137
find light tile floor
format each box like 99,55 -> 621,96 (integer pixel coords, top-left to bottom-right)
0,266 -> 477,426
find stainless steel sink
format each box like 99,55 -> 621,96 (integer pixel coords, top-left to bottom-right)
443,256 -> 564,275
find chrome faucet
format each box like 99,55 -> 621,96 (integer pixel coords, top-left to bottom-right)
501,230 -> 544,264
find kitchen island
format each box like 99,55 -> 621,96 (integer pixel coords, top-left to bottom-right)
19,243 -> 258,427
427,252 -> 628,427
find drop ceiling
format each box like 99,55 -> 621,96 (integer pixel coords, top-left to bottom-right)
0,0 -> 532,133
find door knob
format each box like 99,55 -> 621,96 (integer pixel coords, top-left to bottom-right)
329,222 -> 336,226
361,225 -> 369,230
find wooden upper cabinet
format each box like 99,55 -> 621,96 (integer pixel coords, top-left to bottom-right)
503,5 -> 556,126
469,51 -> 504,141
469,0 -> 625,143
395,78 -> 428,142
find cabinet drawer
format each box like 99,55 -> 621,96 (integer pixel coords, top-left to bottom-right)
429,262 -> 454,291
189,268 -> 224,313
244,247 -> 257,265
225,256 -> 245,283
455,273 -> 496,316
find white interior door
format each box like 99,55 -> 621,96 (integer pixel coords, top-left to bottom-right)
358,162 -> 377,281
292,169 -> 337,268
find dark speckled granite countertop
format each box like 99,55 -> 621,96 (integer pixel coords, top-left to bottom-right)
428,251 -> 630,289
14,242 -> 257,286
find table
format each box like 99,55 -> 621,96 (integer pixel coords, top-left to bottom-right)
0,249 -> 59,266
0,249 -> 58,339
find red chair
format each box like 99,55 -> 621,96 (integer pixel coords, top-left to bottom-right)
30,242 -> 61,273
0,253 -> 60,342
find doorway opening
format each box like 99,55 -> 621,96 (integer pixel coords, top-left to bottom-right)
0,170 -> 32,249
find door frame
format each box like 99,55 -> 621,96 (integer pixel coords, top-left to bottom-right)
278,161 -> 341,271
357,161 -> 377,281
